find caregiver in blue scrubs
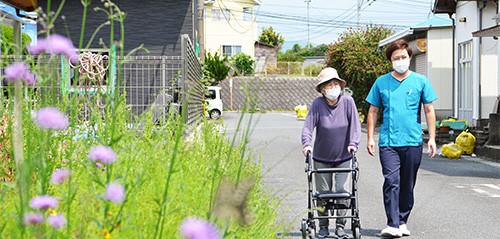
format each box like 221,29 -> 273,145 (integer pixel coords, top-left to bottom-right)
365,39 -> 437,238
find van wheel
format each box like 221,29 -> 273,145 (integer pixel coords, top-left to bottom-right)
210,110 -> 221,120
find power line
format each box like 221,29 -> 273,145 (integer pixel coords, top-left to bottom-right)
216,0 -> 255,34
256,11 -> 408,28
256,0 -> 434,48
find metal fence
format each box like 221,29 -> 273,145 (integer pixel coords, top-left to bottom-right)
180,35 -> 204,128
121,55 -> 183,118
0,35 -> 204,131
257,61 -> 324,77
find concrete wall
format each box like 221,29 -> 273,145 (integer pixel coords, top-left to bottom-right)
218,77 -> 320,111
38,0 -> 196,56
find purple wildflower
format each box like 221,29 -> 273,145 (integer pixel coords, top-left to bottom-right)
105,182 -> 125,203
28,34 -> 78,61
29,195 -> 59,210
47,214 -> 66,229
102,167 -> 106,172
180,218 -> 220,239
88,146 -> 117,165
24,71 -> 37,85
23,212 -> 44,226
95,162 -> 102,168
28,38 -> 47,55
50,168 -> 71,184
35,107 -> 69,130
4,62 -> 28,81
47,35 -> 78,60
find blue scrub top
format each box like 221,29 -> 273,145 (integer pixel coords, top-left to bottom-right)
366,71 -> 437,147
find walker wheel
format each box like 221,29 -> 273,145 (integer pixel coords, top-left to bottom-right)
300,219 -> 308,239
352,222 -> 361,239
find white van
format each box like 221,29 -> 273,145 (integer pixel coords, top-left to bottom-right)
205,86 -> 223,120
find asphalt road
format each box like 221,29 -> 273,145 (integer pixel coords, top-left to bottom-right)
221,111 -> 500,239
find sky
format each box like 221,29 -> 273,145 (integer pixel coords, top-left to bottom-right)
256,0 -> 448,51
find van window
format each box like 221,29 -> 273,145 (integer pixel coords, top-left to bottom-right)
206,90 -> 216,99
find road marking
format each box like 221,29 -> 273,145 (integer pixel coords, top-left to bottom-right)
472,188 -> 488,194
454,184 -> 500,198
480,184 -> 500,190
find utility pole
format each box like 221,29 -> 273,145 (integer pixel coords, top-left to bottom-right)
357,0 -> 362,28
306,0 -> 311,46
197,1 -> 205,61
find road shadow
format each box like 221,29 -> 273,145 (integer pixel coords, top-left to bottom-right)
420,154 -> 500,179
278,228 -> 381,238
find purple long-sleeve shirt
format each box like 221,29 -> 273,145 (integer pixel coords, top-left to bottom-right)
301,95 -> 361,164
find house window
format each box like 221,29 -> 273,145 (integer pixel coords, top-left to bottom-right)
243,8 -> 252,21
222,45 -> 241,57
212,9 -> 230,21
458,41 -> 473,122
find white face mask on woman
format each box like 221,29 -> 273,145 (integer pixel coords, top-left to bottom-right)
392,59 -> 410,74
324,88 -> 341,101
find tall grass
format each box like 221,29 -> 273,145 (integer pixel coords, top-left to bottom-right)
0,1 -> 288,238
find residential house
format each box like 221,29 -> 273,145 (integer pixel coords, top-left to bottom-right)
378,16 -> 454,121
433,0 -> 500,127
202,0 -> 261,58
38,0 -> 198,56
33,1 -> 205,123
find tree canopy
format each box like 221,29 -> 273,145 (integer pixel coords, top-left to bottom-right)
202,52 -> 230,86
324,24 -> 395,122
1,24 -> 32,55
258,26 -> 284,48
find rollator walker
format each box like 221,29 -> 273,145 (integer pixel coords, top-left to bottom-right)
300,150 -> 361,239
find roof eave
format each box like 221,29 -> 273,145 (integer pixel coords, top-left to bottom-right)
432,0 -> 456,15
378,28 -> 415,48
472,25 -> 500,37
1,0 -> 37,12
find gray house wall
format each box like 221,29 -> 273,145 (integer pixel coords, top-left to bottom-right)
37,0 -> 197,56
35,1 -> 199,118
254,42 -> 277,69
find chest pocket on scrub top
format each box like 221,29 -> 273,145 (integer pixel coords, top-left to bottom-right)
405,89 -> 421,110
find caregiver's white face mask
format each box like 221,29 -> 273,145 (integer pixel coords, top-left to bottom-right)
392,59 -> 410,74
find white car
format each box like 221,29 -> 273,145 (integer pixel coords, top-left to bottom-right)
205,86 -> 223,120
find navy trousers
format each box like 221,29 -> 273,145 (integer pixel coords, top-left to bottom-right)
379,144 -> 422,228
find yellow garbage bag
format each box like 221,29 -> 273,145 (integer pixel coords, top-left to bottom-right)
441,143 -> 462,159
294,105 -> 308,118
455,130 -> 476,155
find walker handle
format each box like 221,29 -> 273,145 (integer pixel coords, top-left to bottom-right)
349,148 -> 356,157
306,150 -> 311,164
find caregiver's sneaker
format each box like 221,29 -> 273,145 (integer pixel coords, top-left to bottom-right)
399,224 -> 411,236
381,226 -> 402,238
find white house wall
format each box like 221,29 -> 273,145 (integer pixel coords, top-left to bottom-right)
204,0 -> 259,58
455,2 -> 476,124
455,1 -> 499,125
480,35 -> 499,118
479,4 -> 500,119
428,28 -> 453,118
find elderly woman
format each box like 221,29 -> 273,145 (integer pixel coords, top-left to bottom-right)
301,67 -> 361,238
